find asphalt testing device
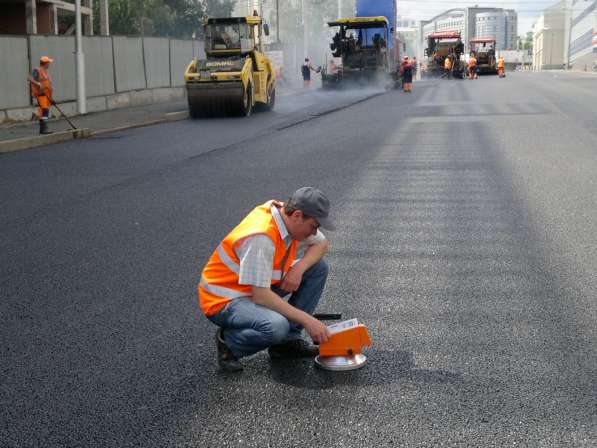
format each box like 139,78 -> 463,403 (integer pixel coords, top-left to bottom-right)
314,317 -> 372,371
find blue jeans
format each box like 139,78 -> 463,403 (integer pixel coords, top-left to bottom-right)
207,259 -> 329,359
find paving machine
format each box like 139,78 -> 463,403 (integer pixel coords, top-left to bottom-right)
469,37 -> 497,74
423,31 -> 466,79
321,17 -> 392,88
184,15 -> 276,117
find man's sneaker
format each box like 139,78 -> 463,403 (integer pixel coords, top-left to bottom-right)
215,329 -> 243,372
268,339 -> 319,359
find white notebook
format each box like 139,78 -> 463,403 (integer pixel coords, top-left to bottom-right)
327,318 -> 360,335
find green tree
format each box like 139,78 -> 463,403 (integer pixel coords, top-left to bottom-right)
92,0 -> 237,38
517,31 -> 533,50
100,0 -> 137,34
204,0 -> 235,17
94,0 -> 207,37
523,31 -> 533,50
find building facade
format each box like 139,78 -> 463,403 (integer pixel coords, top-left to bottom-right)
0,0 -> 98,36
532,2 -> 567,70
396,17 -> 418,29
532,0 -> 596,71
396,17 -> 422,59
475,10 -> 517,50
435,14 -> 466,37
567,0 -> 597,70
421,7 -> 519,53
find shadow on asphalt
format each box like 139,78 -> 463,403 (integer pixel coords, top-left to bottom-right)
262,350 -> 463,390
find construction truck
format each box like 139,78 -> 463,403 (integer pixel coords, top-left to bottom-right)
184,15 -> 276,117
321,17 -> 392,88
423,31 -> 466,79
469,38 -> 497,74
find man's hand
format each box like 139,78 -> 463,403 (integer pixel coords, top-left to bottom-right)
251,287 -> 330,343
279,263 -> 305,292
303,316 -> 330,343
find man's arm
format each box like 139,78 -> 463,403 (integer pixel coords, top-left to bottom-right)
251,286 -> 329,343
279,239 -> 328,292
28,69 -> 42,89
237,234 -> 330,342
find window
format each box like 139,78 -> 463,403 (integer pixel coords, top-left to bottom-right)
206,23 -> 245,50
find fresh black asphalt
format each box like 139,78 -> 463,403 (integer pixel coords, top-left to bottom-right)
1,72 -> 597,447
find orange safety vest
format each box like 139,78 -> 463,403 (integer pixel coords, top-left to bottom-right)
30,67 -> 53,100
198,201 -> 298,316
468,58 -> 477,67
497,59 -> 505,69
444,58 -> 452,70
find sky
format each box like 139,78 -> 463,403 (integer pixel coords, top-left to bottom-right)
397,0 -> 560,35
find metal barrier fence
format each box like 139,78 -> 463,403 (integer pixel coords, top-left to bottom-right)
0,34 -> 204,115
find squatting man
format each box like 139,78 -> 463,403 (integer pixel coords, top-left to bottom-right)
197,187 -> 335,372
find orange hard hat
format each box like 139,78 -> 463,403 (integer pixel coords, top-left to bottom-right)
40,56 -> 53,64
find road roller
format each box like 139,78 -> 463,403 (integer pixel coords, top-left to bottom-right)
184,15 -> 276,118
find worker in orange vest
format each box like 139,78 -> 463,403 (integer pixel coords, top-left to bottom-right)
497,56 -> 506,78
400,56 -> 414,92
444,56 -> 453,78
29,55 -> 54,135
468,55 -> 478,79
198,187 -> 335,372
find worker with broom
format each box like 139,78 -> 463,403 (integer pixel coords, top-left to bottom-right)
29,55 -> 55,135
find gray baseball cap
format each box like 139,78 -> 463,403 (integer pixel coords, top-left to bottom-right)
287,187 -> 336,231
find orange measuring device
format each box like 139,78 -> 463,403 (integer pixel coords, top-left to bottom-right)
318,320 -> 372,357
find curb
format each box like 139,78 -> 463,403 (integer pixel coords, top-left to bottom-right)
0,128 -> 92,154
0,110 -> 190,153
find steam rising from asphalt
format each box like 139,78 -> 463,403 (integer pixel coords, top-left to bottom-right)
271,1 -> 354,89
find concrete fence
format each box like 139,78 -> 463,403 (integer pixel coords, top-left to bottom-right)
0,34 -> 205,123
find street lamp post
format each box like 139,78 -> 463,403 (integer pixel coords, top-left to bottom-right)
75,0 -> 86,114
549,30 -> 554,67
276,0 -> 280,42
302,0 -> 308,58
566,1 -> 573,69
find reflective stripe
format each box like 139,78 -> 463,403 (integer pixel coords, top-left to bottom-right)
216,243 -> 239,274
200,277 -> 248,299
218,240 -> 283,281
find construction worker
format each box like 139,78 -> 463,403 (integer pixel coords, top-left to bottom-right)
29,55 -> 54,135
198,187 -> 335,372
468,54 -> 478,79
327,56 -> 338,75
497,56 -> 506,78
444,55 -> 453,78
301,58 -> 318,88
400,56 -> 413,93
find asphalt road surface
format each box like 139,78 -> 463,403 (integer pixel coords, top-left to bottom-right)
2,72 -> 597,447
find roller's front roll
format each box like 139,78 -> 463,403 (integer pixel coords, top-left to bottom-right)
186,81 -> 249,117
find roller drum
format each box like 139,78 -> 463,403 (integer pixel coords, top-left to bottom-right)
186,81 -> 249,117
